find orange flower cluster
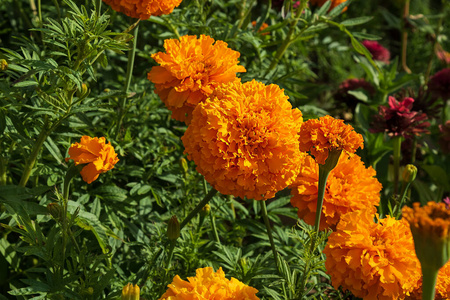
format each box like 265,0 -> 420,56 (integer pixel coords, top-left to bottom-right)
324,210 -> 421,300
66,136 -> 119,184
148,35 -> 246,123
102,0 -> 182,19
402,201 -> 450,240
409,261 -> 450,300
159,267 -> 259,299
290,153 -> 381,230
298,115 -> 364,165
309,0 -> 348,12
251,21 -> 269,35
182,80 -> 304,200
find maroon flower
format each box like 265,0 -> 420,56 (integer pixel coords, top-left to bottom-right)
439,120 -> 450,154
428,68 -> 450,100
370,96 -> 430,138
362,40 -> 390,64
335,78 -> 375,110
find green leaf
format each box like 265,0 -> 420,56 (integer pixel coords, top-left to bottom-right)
13,81 -> 38,88
340,16 -> 373,27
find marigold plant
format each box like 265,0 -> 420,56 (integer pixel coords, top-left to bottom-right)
324,210 -> 421,300
181,80 -> 304,200
65,136 -> 119,184
102,0 -> 182,19
409,261 -> 450,300
290,152 -> 381,230
148,35 -> 246,123
298,115 -> 364,165
159,267 -> 259,299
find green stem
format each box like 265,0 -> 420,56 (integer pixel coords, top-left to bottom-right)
310,165 -> 331,252
401,0 -> 411,74
180,188 -> 217,230
394,181 -> 411,219
96,0 -> 102,20
236,0 -> 248,31
209,211 -> 221,244
19,121 -> 49,187
421,265 -> 438,300
424,14 -> 444,83
260,200 -> 279,271
165,240 -> 176,269
0,157 -> 7,185
264,0 -> 307,76
392,136 -> 402,195
116,21 -> 139,139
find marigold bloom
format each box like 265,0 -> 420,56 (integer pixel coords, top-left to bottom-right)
182,80 -> 304,200
251,21 -> 269,35
370,96 -> 430,138
428,68 -> 450,100
324,210 -> 421,300
148,35 -> 246,123
362,40 -> 391,64
290,153 -> 381,230
102,0 -> 182,19
309,0 -> 348,12
298,115 -> 363,165
65,136 -> 119,184
159,267 -> 259,299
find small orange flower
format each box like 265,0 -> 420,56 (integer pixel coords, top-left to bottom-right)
102,0 -> 182,19
290,152 -> 381,230
251,21 -> 269,35
65,136 -> 119,184
324,210 -> 421,300
148,35 -> 246,123
182,80 -> 304,200
309,0 -> 348,12
159,267 -> 259,299
298,115 -> 363,165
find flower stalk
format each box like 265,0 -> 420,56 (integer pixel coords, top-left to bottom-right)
421,265 -> 438,300
401,0 -> 411,74
392,136 -> 402,195
260,200 -> 279,271
116,20 -> 140,139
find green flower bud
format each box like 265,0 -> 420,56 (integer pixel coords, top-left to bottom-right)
180,157 -> 188,174
402,164 -> 417,183
167,215 -> 180,241
47,203 -> 62,221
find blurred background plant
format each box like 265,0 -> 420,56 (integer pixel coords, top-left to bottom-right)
0,0 -> 449,299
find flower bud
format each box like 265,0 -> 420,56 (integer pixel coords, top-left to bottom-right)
47,203 -> 62,221
0,59 -> 7,71
121,283 -> 140,300
180,157 -> 188,174
402,164 -> 417,183
167,215 -> 180,241
200,204 -> 210,217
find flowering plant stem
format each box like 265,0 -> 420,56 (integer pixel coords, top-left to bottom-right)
392,136 -> 402,195
421,265 -> 438,300
394,181 -> 412,219
401,0 -> 411,74
116,20 -> 140,139
180,188 -> 218,230
264,0 -> 307,76
310,166 -> 331,252
260,200 -> 280,271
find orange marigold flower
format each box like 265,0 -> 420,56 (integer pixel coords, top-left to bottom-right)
148,35 -> 246,123
181,80 -> 304,200
309,0 -> 348,12
409,261 -> 450,300
324,210 -> 421,300
251,21 -> 269,35
290,152 -> 381,230
298,115 -> 364,165
159,267 -> 259,299
65,136 -> 119,184
102,0 -> 182,19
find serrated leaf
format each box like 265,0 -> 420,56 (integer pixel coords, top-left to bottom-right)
13,81 -> 38,88
340,16 -> 373,27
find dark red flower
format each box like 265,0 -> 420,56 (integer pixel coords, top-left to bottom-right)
335,78 -> 376,111
428,68 -> 450,100
370,96 -> 430,138
362,40 -> 390,64
439,120 -> 450,154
